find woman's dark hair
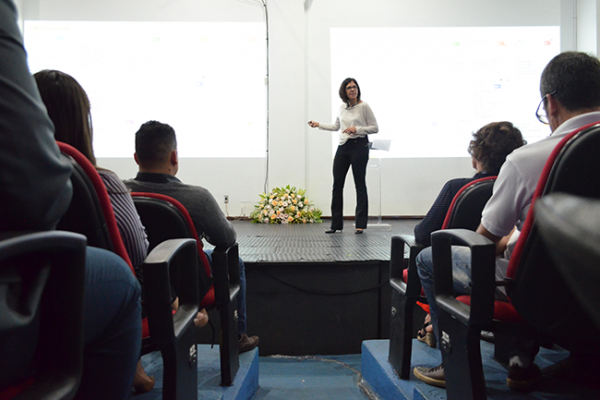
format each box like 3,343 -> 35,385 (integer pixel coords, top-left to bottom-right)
339,77 -> 361,105
468,121 -> 526,175
34,69 -> 96,166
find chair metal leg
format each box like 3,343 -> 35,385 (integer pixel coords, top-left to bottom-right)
389,289 -> 417,379
219,303 -> 240,386
161,323 -> 198,400
439,311 -> 486,400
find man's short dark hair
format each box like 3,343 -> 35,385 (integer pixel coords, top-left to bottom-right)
540,51 -> 600,112
135,120 -> 177,168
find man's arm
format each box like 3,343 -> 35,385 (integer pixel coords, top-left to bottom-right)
189,188 -> 236,248
476,224 -> 515,256
0,0 -> 73,231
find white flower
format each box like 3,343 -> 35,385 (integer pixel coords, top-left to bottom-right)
286,188 -> 290,193
264,218 -> 269,223
298,202 -> 303,208
269,210 -> 275,215
283,201 -> 288,207
310,207 -> 314,212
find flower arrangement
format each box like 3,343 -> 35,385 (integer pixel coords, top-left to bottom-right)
250,185 -> 322,224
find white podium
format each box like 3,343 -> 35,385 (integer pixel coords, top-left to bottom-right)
365,139 -> 392,231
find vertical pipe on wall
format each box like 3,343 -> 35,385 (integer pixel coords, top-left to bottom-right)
304,0 -> 311,195
561,0 -> 577,52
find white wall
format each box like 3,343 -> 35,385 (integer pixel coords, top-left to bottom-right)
22,0 -> 578,217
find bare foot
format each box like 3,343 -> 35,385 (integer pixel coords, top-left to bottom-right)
194,308 -> 209,328
424,313 -> 433,333
133,360 -> 155,394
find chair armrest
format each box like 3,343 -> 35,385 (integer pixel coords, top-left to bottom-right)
142,238 -> 199,343
431,229 -> 496,326
212,243 -> 241,305
389,235 -> 424,297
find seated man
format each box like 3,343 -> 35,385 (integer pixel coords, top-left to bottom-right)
124,120 -> 259,353
413,51 -> 600,390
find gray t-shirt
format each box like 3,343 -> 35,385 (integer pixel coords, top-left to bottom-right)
124,172 -> 236,247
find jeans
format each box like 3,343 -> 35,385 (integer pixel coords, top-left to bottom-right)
416,246 -> 538,363
331,136 -> 370,230
77,247 -> 142,400
204,250 -> 248,335
416,246 -> 473,348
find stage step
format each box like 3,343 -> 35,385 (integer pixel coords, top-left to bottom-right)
361,339 -> 599,400
134,345 -> 259,400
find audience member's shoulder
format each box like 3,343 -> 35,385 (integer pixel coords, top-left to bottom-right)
97,168 -> 123,182
98,169 -> 129,193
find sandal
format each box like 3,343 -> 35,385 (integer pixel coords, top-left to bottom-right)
417,322 -> 436,348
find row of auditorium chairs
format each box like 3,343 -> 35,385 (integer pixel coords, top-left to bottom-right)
0,143 -> 242,400
388,122 -> 600,399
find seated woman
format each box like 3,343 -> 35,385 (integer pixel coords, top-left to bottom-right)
33,69 -> 208,393
413,121 -> 526,346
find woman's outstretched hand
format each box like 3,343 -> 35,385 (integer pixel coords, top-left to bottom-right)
308,120 -> 319,128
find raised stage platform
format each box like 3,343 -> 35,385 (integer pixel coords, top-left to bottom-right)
198,219 -> 420,356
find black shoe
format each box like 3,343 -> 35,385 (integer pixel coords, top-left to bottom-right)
507,362 -> 541,390
413,364 -> 445,388
238,334 -> 260,353
355,229 -> 364,234
325,229 -> 339,234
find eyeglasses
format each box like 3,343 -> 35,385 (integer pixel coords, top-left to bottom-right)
536,90 -> 557,125
346,85 -> 357,91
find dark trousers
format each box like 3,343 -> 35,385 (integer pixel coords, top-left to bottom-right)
204,250 -> 247,335
331,136 -> 370,230
78,247 -> 141,400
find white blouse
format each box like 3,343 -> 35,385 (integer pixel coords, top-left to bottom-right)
319,101 -> 378,145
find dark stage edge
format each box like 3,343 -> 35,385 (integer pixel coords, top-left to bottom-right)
362,339 -> 600,400
197,220 -> 420,356
222,219 -> 419,263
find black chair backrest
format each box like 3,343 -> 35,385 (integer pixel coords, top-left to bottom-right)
56,155 -> 113,251
133,197 -> 193,252
0,231 -> 86,399
132,196 -> 212,301
512,124 -> 600,349
444,178 -> 496,231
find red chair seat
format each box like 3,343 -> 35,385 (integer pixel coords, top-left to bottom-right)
456,295 -> 525,324
199,287 -> 216,309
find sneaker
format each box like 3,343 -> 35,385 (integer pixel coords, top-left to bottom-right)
542,355 -> 600,389
238,334 -> 260,353
413,364 -> 445,388
507,362 -> 541,390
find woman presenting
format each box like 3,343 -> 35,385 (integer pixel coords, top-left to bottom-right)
309,77 -> 378,234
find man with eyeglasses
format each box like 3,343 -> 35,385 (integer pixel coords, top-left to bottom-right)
413,51 -> 600,390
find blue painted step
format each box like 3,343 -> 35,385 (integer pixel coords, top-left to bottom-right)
362,339 -> 600,400
133,345 -> 259,400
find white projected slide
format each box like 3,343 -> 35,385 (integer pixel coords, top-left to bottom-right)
24,21 -> 266,158
331,26 -> 560,158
